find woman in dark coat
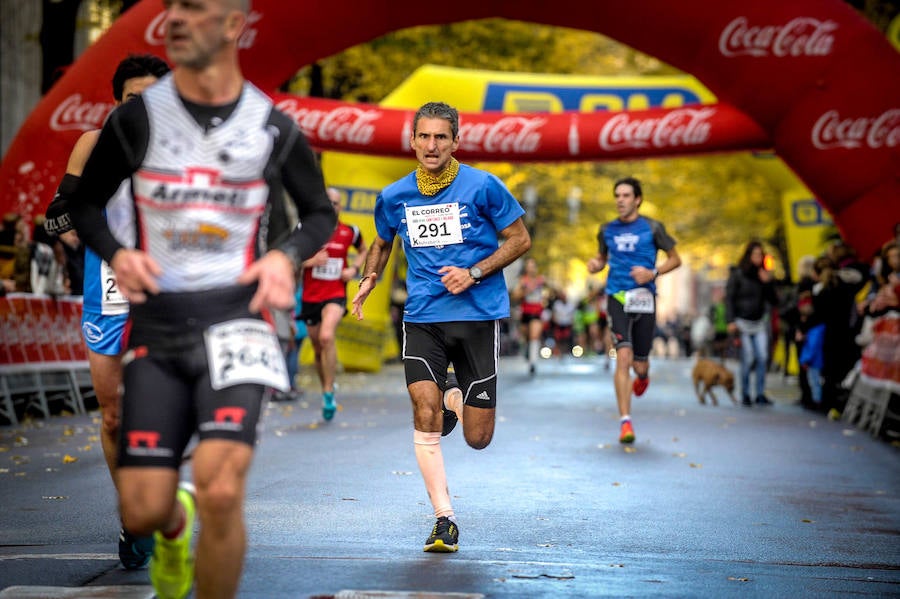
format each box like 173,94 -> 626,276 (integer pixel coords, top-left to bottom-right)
726,241 -> 779,405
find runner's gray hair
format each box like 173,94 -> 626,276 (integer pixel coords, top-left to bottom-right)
414,102 -> 459,138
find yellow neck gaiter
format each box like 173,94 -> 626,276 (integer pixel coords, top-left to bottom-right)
416,158 -> 460,196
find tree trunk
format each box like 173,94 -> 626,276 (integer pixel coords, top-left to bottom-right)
1,0 -> 43,156
40,0 -> 82,93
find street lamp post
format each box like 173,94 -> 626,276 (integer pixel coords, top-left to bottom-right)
523,185 -> 538,226
567,186 -> 582,225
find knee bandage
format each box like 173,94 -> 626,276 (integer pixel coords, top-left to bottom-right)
414,430 -> 441,445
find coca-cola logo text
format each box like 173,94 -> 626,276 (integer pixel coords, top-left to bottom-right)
811,109 -> 900,150
276,100 -> 379,146
719,16 -> 836,57
458,117 -> 545,154
145,10 -> 261,49
599,108 -> 713,151
49,94 -> 114,132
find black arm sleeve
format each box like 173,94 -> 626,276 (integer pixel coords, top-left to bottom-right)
266,110 -> 336,266
44,174 -> 80,236
68,99 -> 149,264
596,224 -> 609,256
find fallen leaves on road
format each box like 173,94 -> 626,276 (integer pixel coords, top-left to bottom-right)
62,454 -> 77,464
689,462 -> 702,468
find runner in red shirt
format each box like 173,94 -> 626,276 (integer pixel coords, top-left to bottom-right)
300,187 -> 367,420
513,256 -> 547,375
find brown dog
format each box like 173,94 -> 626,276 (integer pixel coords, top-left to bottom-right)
692,358 -> 737,406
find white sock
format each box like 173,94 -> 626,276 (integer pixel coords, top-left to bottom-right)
528,340 -> 540,364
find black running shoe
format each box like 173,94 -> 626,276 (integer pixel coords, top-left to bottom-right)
424,516 -> 459,553
119,526 -> 154,570
441,388 -> 460,437
442,368 -> 461,437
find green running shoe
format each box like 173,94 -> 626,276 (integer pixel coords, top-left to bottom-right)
150,482 -> 196,599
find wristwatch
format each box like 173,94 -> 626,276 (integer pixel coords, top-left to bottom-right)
468,266 -> 483,284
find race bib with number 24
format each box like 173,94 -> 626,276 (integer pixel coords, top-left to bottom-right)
204,319 -> 289,392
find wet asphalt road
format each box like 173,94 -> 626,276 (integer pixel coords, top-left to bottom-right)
1,355 -> 898,598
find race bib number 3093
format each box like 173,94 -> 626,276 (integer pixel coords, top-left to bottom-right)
624,287 -> 655,314
205,319 -> 289,392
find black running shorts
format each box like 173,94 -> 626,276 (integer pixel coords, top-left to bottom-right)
607,295 -> 655,362
118,286 -> 268,469
299,297 -> 347,326
402,320 -> 500,409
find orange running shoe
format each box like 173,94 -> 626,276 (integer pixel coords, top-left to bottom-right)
632,376 -> 649,397
619,420 -> 635,444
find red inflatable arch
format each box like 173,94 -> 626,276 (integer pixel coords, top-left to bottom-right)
1,0 -> 897,258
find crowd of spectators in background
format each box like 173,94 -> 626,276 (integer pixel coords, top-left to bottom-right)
6,200 -> 899,425
504,224 -> 899,424
780,227 -> 899,418
0,211 -> 84,298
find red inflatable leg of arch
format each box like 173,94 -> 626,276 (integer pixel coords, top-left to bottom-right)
1,0 -> 897,258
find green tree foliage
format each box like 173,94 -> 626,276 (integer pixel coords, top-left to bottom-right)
76,1 -> 890,284
291,20 -> 782,280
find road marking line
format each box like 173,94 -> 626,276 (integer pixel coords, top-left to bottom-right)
0,553 -> 116,561
0,586 -> 154,598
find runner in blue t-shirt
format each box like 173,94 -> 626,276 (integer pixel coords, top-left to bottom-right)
43,53 -> 170,571
587,177 -> 681,444
351,101 -> 531,553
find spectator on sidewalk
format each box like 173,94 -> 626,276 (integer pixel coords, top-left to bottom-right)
725,241 -> 779,406
812,242 -> 871,417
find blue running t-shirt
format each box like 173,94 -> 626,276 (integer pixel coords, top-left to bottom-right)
375,164 -> 524,323
597,215 -> 676,296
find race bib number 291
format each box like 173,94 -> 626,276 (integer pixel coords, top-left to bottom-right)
405,202 -> 464,248
205,319 -> 289,392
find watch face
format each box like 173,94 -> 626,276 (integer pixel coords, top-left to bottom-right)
470,266 -> 483,280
